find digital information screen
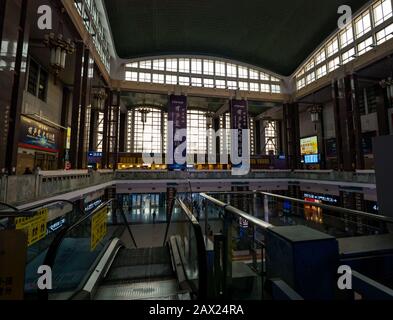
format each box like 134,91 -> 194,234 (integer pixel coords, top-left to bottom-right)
304,154 -> 319,164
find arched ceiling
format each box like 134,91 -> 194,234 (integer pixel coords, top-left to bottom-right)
104,0 -> 370,76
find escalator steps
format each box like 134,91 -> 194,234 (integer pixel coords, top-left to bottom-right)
111,247 -> 171,267
94,279 -> 189,300
104,247 -> 174,283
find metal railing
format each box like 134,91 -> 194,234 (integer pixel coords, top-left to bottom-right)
205,190 -> 393,225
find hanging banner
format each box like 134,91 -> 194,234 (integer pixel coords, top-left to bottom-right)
91,206 -> 108,251
15,208 -> 48,247
168,95 -> 187,171
230,99 -> 249,168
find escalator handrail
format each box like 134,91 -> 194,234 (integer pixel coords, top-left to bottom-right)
0,199 -> 81,218
203,191 -> 393,225
259,191 -> 393,224
0,202 -> 19,212
200,193 -> 273,230
38,199 -> 115,300
162,189 -> 178,246
176,198 -> 208,300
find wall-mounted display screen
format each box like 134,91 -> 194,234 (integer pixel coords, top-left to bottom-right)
304,154 -> 319,164
300,136 -> 318,155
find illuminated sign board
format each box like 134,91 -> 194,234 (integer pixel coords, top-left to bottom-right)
304,154 -> 319,164
300,136 -> 318,155
304,193 -> 338,204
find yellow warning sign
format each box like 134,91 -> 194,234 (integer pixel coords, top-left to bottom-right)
91,206 -> 108,251
15,208 -> 48,247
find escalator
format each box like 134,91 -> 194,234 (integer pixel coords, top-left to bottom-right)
34,197 -> 207,301
75,242 -> 192,300
94,246 -> 188,300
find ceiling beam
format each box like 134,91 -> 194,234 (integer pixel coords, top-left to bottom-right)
213,102 -> 229,118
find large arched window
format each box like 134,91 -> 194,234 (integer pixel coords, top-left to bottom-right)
127,107 -> 164,153
124,56 -> 282,94
187,110 -> 208,154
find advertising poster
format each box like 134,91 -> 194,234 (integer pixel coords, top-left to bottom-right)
325,138 -> 337,158
168,95 -> 187,171
300,136 -> 318,155
18,116 -> 59,153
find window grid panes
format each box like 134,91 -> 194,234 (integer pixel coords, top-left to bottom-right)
376,23 -> 393,44
152,73 -> 165,84
191,59 -> 202,74
373,0 -> 393,27
227,63 -> 237,78
179,58 -> 190,73
132,108 -> 162,153
191,77 -> 203,87
316,65 -> 327,79
326,37 -> 339,57
357,37 -> 374,56
215,61 -> 226,76
296,0 -> 393,91
355,11 -> 372,38
203,60 -> 214,75
315,49 -> 326,65
342,47 -> 355,64
187,110 -> 207,154
153,59 -> 165,71
124,57 -> 282,93
264,121 -> 278,155
166,59 -> 178,72
340,25 -> 354,48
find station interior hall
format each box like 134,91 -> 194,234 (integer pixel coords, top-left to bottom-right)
1,0 -> 393,301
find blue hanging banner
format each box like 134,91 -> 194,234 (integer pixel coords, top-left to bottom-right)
168,95 -> 187,171
230,99 -> 249,168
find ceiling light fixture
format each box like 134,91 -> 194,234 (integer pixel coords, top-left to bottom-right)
44,32 -> 75,83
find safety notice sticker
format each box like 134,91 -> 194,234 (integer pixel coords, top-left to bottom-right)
15,208 -> 48,247
91,206 -> 108,251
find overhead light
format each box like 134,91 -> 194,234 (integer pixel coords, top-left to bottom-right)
138,108 -> 151,123
44,33 -> 75,83
308,105 -> 323,123
92,88 -> 108,111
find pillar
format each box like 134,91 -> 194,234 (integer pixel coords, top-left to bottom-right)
70,41 -> 84,169
375,84 -> 390,136
283,103 -> 301,170
101,89 -> 110,169
350,74 -> 365,170
89,108 -> 98,152
1,0 -> 31,174
58,87 -> 71,169
119,112 -> 126,153
255,120 -> 261,155
331,80 -> 344,170
335,75 -> 364,171
77,49 -> 91,169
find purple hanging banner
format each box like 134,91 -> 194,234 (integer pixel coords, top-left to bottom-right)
230,99 -> 249,169
168,95 -> 187,170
